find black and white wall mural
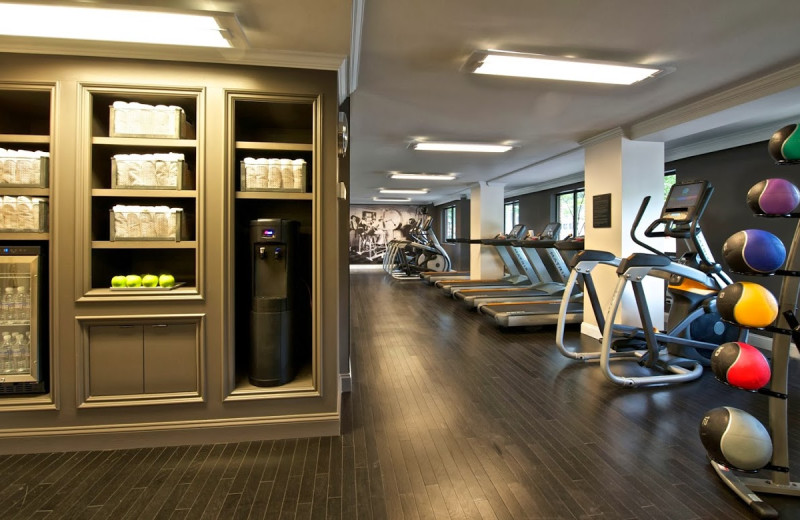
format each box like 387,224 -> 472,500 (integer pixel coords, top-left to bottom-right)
349,204 -> 426,264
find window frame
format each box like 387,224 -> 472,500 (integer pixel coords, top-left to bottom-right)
556,188 -> 585,239
442,205 -> 456,240
504,200 -> 519,234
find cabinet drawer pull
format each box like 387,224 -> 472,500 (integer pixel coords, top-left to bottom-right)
152,324 -> 168,328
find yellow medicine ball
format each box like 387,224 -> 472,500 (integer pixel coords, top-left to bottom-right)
717,282 -> 778,328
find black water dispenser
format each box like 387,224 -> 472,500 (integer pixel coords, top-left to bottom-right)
249,218 -> 299,386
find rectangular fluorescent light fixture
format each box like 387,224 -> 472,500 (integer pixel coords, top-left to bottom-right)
412,141 -> 512,153
465,50 -> 666,85
379,188 -> 429,194
389,172 -> 457,181
0,3 -> 242,48
373,197 -> 411,202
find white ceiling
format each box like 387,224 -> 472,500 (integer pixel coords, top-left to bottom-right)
350,0 -> 800,204
3,1 -> 800,206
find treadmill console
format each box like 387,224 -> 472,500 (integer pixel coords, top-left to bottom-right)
540,222 -> 561,239
508,224 -> 527,239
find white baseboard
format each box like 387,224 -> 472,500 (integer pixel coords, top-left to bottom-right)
581,321 -> 602,340
747,332 -> 800,359
349,264 -> 382,271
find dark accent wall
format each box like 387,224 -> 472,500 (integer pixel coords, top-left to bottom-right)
668,141 -> 794,297
508,181 -> 584,236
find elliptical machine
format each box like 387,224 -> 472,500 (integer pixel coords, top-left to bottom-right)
558,180 -> 741,387
384,213 -> 451,279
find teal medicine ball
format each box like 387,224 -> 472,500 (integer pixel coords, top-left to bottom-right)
768,124 -> 800,162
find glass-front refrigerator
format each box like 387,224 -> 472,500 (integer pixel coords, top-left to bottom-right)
0,245 -> 45,394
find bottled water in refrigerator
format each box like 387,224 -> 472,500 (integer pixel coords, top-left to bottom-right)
15,286 -> 28,322
1,287 -> 12,322
0,333 -> 12,373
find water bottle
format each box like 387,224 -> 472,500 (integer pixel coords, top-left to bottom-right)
15,286 -> 28,322
18,332 -> 29,374
0,333 -> 12,373
1,287 -> 13,323
23,287 -> 30,320
11,333 -> 24,374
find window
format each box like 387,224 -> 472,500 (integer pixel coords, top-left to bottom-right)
556,189 -> 585,239
442,205 -> 456,240
664,170 -> 676,201
663,170 -> 677,253
504,200 -> 519,234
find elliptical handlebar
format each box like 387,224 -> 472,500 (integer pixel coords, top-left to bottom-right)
629,182 -> 718,268
688,186 -> 717,267
630,196 -> 666,257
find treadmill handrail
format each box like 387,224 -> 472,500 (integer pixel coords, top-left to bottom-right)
510,239 -> 559,248
445,238 -> 483,244
481,238 -> 522,245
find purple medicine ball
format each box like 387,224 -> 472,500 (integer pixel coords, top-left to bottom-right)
723,229 -> 786,274
747,178 -> 800,215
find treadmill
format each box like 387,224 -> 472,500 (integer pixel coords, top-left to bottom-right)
477,237 -> 585,327
454,223 -> 570,306
435,224 -> 530,294
420,237 -> 480,285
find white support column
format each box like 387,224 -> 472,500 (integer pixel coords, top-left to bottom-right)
470,181 -> 505,279
582,129 -> 666,337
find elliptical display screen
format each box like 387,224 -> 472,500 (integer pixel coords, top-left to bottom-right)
663,181 -> 708,221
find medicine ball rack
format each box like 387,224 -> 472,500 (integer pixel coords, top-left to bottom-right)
707,194 -> 800,518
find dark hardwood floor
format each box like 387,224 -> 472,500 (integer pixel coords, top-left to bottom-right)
3,268 -> 800,519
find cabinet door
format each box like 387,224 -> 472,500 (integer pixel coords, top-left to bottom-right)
143,323 -> 198,393
88,325 -> 143,395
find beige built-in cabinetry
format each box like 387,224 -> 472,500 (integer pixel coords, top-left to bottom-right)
0,53 -> 341,454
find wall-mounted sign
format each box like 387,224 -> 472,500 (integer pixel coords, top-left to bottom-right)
593,193 -> 612,228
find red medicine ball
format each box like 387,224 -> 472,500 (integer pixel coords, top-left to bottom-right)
711,342 -> 771,391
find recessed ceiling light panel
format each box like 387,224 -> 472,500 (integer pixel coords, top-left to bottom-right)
412,141 -> 513,153
373,197 -> 411,202
379,188 -> 429,194
0,2 -> 246,48
465,50 -> 668,85
389,172 -> 457,181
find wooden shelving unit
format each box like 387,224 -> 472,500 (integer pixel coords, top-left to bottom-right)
0,54 -> 341,450
83,87 -> 202,294
227,92 -> 318,396
0,83 -> 54,407
234,191 -> 312,201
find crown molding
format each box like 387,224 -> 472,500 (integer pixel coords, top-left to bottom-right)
664,117 -> 796,162
338,57 -> 350,105
630,63 -> 800,140
349,0 -> 366,94
578,127 -> 627,148
430,170 -> 586,205
504,172 -> 585,198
